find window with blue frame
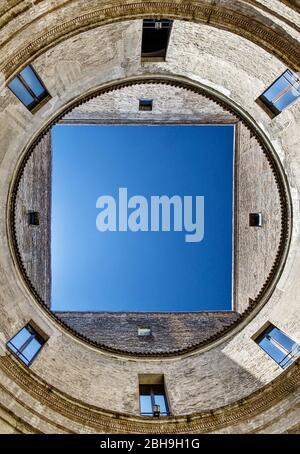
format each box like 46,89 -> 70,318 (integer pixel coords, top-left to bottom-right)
7,324 -> 47,366
259,69 -> 300,116
255,324 -> 300,369
139,384 -> 170,417
8,65 -> 50,112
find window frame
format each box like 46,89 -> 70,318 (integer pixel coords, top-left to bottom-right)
6,323 -> 47,366
139,383 -> 170,417
254,323 -> 300,369
258,69 -> 300,117
8,64 -> 50,113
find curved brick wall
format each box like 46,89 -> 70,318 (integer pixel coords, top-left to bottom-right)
12,81 -> 284,355
0,2 -> 299,434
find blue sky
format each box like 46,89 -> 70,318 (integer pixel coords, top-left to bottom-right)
51,124 -> 234,312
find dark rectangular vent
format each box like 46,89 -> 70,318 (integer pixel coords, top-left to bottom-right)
28,211 -> 40,226
141,19 -> 173,62
249,213 -> 262,227
139,99 -> 153,111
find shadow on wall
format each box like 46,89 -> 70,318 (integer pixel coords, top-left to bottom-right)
165,350 -> 268,415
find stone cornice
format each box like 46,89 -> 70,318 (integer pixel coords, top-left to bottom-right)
0,383 -> 69,434
0,398 -> 39,434
0,354 -> 299,433
279,0 -> 300,14
0,1 -> 299,83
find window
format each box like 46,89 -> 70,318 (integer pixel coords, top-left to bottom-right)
7,323 -> 47,366
255,324 -> 300,369
28,211 -> 40,226
139,375 -> 170,416
249,212 -> 262,227
140,384 -> 170,416
8,65 -> 50,112
141,19 -> 173,61
258,69 -> 300,117
139,99 -> 153,111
